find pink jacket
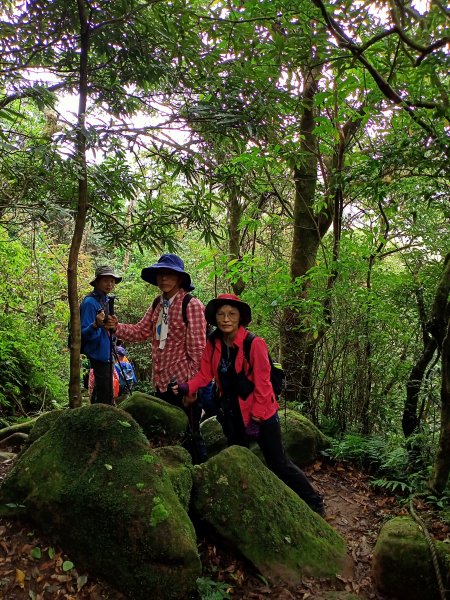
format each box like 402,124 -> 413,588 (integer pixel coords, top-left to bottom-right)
187,326 -> 279,426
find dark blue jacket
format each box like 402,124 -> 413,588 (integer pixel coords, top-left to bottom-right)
80,290 -> 112,362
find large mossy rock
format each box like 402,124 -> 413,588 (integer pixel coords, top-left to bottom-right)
280,410 -> 330,466
373,516 -> 450,599
120,391 -> 188,444
26,409 -> 67,446
200,416 -> 228,457
153,446 -> 193,510
0,405 -> 201,600
191,445 -> 347,583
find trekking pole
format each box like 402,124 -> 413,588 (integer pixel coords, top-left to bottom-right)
108,295 -> 116,404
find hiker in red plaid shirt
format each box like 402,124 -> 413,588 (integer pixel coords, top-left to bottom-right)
110,254 -> 208,462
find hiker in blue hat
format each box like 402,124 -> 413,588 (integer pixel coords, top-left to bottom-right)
109,254 -> 209,463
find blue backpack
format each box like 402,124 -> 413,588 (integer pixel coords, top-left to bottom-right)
116,361 -> 135,393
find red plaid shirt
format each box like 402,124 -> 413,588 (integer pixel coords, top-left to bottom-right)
116,290 -> 206,392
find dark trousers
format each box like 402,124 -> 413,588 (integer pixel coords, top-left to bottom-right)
156,387 -> 207,464
90,359 -> 114,405
220,409 -> 323,513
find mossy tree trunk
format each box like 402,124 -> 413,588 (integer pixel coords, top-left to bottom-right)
280,66 -> 362,412
430,315 -> 450,494
403,254 -> 450,438
68,0 -> 90,408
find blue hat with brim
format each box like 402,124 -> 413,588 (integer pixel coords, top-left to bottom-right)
141,254 -> 195,291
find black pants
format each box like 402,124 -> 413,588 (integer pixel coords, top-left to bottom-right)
156,387 -> 207,465
90,359 -> 114,405
220,409 -> 324,513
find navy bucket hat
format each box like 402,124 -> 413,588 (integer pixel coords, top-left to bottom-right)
141,254 -> 195,291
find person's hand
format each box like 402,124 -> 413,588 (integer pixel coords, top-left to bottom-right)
245,420 -> 260,440
95,310 -> 105,328
104,315 -> 118,331
172,382 -> 189,396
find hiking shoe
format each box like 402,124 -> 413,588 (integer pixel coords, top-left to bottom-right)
311,500 -> 326,518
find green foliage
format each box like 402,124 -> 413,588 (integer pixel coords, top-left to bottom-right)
327,430 -> 444,500
196,577 -> 232,600
0,226 -> 69,416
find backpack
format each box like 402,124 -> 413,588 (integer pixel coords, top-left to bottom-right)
151,293 -> 214,336
243,332 -> 285,397
116,361 -> 135,393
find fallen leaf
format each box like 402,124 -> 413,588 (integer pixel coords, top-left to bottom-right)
15,568 -> 26,588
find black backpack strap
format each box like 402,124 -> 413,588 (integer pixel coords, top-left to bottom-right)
243,332 -> 256,371
151,296 -> 161,312
152,293 -> 192,326
181,293 -> 192,326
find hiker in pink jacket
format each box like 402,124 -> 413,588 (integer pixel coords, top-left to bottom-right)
175,293 -> 325,516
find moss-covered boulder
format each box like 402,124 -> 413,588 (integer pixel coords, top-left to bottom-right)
154,446 -> 193,510
249,410 -> 330,467
277,410 -> 330,466
373,516 -> 450,599
26,409 -> 67,446
192,445 -> 347,583
200,416 -> 228,457
120,391 -> 187,444
0,405 -> 201,600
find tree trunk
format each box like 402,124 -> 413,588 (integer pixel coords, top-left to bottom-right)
227,184 -> 245,296
280,66 -> 321,408
402,254 -> 450,437
68,0 -> 90,407
429,316 -> 450,494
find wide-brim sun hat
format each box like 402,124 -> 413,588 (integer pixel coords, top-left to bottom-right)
205,293 -> 252,327
90,265 -> 122,286
141,253 -> 195,291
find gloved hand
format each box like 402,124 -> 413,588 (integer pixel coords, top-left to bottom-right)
245,420 -> 260,440
175,382 -> 189,397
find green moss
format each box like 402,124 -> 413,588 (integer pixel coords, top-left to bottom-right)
150,496 -> 170,527
154,446 -> 193,510
373,516 -> 450,600
26,409 -> 67,447
121,392 -> 188,444
192,446 -> 346,584
0,404 -> 201,600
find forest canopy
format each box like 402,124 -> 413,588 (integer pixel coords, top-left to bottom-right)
0,0 -> 449,487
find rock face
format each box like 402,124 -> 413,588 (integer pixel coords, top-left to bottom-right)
373,516 -> 450,599
0,405 -> 200,600
191,445 -> 347,583
120,392 -> 188,444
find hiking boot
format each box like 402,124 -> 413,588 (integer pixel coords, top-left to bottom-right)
311,499 -> 326,518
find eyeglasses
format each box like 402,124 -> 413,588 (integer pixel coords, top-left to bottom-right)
216,311 -> 240,321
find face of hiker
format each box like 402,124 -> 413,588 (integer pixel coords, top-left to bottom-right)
156,269 -> 183,298
216,304 -> 240,337
95,276 -> 117,295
